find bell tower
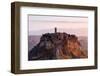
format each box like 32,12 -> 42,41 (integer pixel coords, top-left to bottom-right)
55,27 -> 57,33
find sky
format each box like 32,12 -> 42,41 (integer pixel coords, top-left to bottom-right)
28,15 -> 88,36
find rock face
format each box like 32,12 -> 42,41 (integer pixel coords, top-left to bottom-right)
28,32 -> 87,60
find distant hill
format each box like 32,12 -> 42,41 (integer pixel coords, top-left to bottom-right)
78,36 -> 88,51
28,35 -> 41,51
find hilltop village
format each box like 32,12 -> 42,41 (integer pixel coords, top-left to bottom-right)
28,27 -> 87,60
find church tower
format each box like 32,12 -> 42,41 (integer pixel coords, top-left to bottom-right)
55,27 -> 57,33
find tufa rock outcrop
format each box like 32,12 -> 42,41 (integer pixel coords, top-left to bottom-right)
28,32 -> 87,60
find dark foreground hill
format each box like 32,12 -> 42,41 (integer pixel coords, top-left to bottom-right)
28,32 -> 87,60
